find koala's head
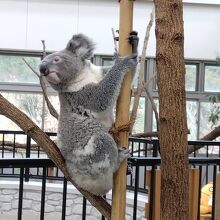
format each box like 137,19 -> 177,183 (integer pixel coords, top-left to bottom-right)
39,34 -> 95,91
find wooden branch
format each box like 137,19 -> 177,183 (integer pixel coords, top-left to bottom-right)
130,9 -> 154,131
188,125 -> 220,154
0,94 -> 111,219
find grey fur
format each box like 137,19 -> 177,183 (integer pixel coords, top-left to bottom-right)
39,34 -> 138,195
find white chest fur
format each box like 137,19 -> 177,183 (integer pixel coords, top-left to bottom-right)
64,61 -> 103,92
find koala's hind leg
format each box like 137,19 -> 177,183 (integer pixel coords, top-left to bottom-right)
118,147 -> 130,163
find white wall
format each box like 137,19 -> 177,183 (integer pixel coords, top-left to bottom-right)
0,0 -> 220,59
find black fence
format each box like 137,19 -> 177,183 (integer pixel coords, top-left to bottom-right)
0,130 -> 220,220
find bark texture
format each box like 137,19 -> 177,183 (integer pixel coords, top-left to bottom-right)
153,1 -> 189,220
0,94 -> 111,219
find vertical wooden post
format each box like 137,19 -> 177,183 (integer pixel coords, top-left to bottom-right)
111,1 -> 134,220
214,173 -> 220,220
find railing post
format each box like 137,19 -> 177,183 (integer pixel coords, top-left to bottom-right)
25,135 -> 31,182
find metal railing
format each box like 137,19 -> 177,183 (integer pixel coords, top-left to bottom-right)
0,130 -> 220,219
0,157 -> 219,220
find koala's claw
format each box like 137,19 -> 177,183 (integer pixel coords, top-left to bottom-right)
129,31 -> 139,53
118,147 -> 130,163
127,162 -> 133,175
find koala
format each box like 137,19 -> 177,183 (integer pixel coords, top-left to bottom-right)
39,33 -> 138,195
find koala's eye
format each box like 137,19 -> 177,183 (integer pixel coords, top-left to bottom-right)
53,56 -> 61,63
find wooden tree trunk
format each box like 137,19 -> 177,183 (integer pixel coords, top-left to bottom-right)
111,0 -> 134,219
153,1 -> 189,220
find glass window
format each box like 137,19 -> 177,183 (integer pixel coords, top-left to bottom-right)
102,57 -> 141,88
130,97 -> 145,134
1,92 -> 43,129
185,64 -> 197,91
152,100 -> 198,140
0,115 -> 21,131
186,101 -> 198,140
43,95 -> 59,132
153,64 -> 197,91
204,65 -> 220,92
199,102 -> 219,139
102,58 -> 113,66
0,55 -> 40,84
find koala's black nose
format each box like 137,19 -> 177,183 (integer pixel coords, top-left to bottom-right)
39,63 -> 49,75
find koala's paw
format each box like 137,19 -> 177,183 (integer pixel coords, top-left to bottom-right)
127,161 -> 133,175
118,147 -> 130,163
128,31 -> 139,53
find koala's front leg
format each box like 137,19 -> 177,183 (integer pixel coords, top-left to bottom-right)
66,53 -> 138,113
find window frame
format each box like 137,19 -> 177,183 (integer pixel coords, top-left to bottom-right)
1,49 -> 220,140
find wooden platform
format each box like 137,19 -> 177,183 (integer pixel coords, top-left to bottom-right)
200,214 -> 211,220
145,169 -> 220,220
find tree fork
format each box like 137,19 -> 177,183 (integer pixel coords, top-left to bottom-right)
111,0 -> 134,219
153,1 -> 189,220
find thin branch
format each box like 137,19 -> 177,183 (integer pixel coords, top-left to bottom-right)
131,131 -> 159,138
40,40 -> 59,119
130,8 -> 155,131
143,80 -> 159,131
111,28 -> 118,54
0,94 -> 111,219
22,58 -> 40,78
22,43 -> 59,120
0,140 -> 37,148
39,75 -> 59,119
41,40 -> 46,58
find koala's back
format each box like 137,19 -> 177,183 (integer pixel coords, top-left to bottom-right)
58,112 -> 119,195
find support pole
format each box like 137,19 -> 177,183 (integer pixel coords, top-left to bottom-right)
111,1 -> 134,220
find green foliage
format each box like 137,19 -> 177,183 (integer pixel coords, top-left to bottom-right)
207,56 -> 220,127
209,107 -> 220,127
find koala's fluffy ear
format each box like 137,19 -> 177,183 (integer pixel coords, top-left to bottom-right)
66,34 -> 95,60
